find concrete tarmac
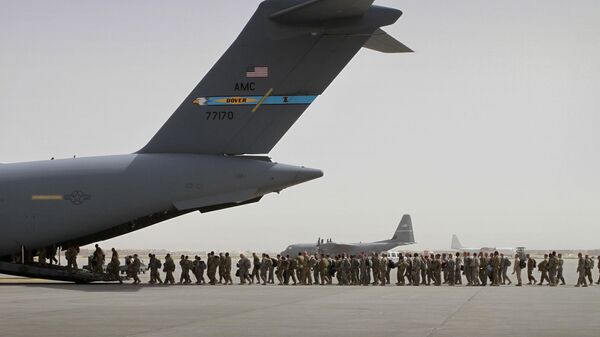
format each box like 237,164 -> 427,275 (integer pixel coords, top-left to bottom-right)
1,259 -> 599,337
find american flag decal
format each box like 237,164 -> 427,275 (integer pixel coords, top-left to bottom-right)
246,66 -> 269,78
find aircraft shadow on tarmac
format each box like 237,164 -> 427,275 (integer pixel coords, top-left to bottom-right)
0,283 -> 143,293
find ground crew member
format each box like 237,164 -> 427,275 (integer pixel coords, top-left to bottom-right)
163,253 -> 175,285
576,253 -> 587,287
512,253 -> 522,286
526,254 -> 537,285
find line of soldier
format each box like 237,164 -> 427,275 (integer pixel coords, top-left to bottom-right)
57,245 -> 600,287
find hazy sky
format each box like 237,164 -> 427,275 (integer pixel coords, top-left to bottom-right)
1,1 -> 599,252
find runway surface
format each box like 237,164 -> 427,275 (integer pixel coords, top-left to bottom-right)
1,282 -> 600,337
1,259 -> 599,337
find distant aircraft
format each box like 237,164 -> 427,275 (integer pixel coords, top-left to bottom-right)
281,214 -> 416,256
0,0 -> 411,274
451,234 -> 517,254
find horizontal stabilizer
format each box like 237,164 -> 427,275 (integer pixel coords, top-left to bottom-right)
363,28 -> 413,53
270,0 -> 375,23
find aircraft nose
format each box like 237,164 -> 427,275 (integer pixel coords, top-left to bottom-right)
294,166 -> 324,184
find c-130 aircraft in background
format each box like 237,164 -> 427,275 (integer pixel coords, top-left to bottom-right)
0,0 -> 411,280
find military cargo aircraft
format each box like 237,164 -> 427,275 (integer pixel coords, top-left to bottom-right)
0,0 -> 411,280
451,234 -> 518,255
281,214 -> 416,256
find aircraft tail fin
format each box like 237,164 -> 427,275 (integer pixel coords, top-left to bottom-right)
139,0 -> 409,155
451,234 -> 463,250
391,214 -> 415,244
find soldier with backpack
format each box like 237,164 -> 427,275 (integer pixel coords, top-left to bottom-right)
527,254 -> 537,285
501,253 -> 512,285
512,253 -> 522,286
163,253 -> 176,285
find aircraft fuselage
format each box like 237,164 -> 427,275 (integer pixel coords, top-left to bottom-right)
0,154 -> 321,257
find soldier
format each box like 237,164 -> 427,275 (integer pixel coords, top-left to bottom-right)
108,248 -> 122,284
526,254 -> 537,285
447,254 -> 455,286
597,256 -> 600,285
296,253 -> 305,285
352,255 -> 361,285
210,252 -> 220,285
130,254 -> 141,284
289,253 -> 298,285
153,254 -> 164,284
259,254 -> 271,285
441,253 -> 448,284
340,254 -> 351,285
470,253 -> 480,286
512,253 -> 522,286
283,255 -> 292,285
425,255 -> 433,285
319,254 -> 329,285
404,253 -> 412,285
455,252 -> 462,285
379,253 -> 388,286
66,246 -> 80,270
223,253 -> 233,285
195,256 -> 206,284
576,253 -> 587,287
251,252 -> 260,285
314,254 -> 323,285
491,251 -> 501,286
218,252 -> 226,284
179,255 -> 191,284
371,253 -> 380,286
275,255 -> 285,285
268,255 -> 277,284
304,252 -> 313,285
163,253 -> 176,285
557,253 -> 566,285
479,252 -> 489,286
93,244 -> 105,273
412,253 -> 422,286
537,254 -> 549,285
238,254 -> 251,285
396,255 -> 407,286
501,253 -> 512,285
585,255 -> 594,285
463,252 -> 472,286
148,253 -> 157,284
547,251 -> 558,286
